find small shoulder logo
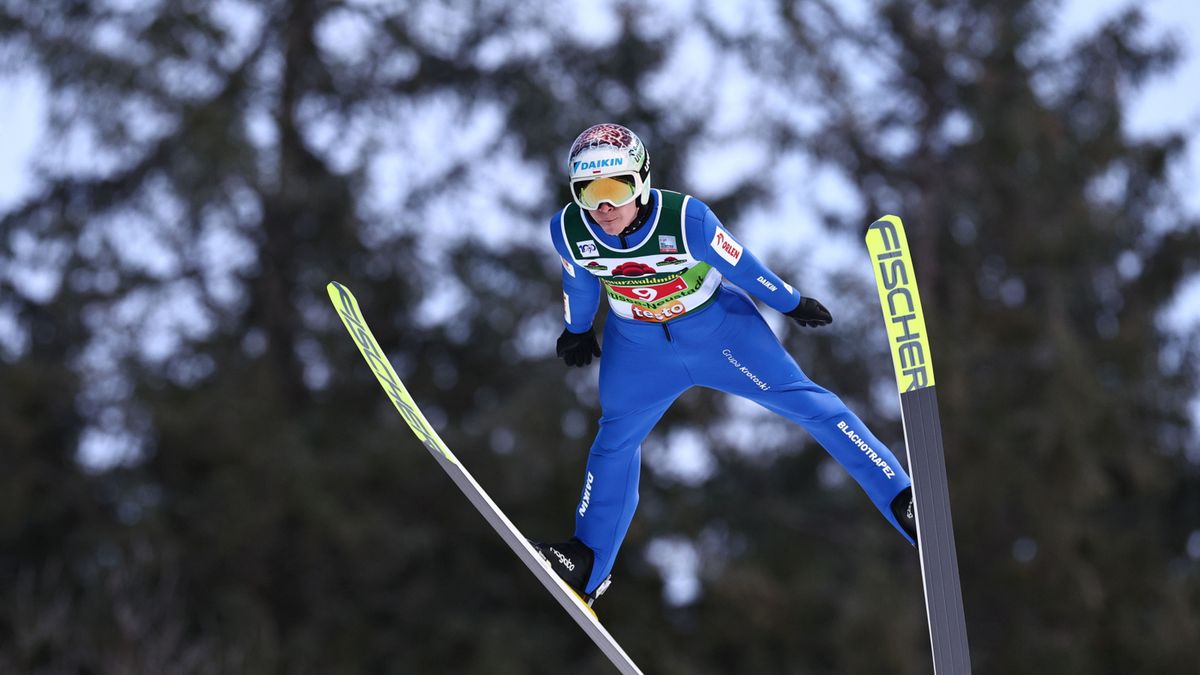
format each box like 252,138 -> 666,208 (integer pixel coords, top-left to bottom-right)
576,240 -> 599,257
710,228 -> 743,266
584,261 -> 609,271
656,256 -> 686,267
658,235 -> 678,253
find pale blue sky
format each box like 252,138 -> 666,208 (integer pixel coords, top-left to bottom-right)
2,1 -> 1198,211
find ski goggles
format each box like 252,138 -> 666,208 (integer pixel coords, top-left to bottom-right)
571,173 -> 642,210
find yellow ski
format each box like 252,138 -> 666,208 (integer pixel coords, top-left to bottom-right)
327,281 -> 641,674
866,216 -> 972,674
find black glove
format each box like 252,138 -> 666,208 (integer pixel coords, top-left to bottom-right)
786,297 -> 833,327
556,327 -> 601,367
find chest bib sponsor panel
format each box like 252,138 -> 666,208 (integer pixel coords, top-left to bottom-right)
561,191 -> 723,323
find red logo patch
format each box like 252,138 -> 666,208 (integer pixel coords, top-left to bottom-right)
715,232 -> 741,261
608,277 -> 688,303
611,261 -> 656,277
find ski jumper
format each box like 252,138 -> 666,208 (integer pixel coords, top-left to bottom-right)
550,189 -> 914,594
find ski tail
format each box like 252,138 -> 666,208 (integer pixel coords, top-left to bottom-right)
865,217 -> 972,675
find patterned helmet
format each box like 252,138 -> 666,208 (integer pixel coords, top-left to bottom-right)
566,123 -> 652,208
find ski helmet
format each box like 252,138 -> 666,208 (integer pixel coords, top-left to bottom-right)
567,123 -> 652,210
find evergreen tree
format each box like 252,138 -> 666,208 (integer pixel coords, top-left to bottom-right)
802,1 -> 1200,671
0,0 -> 1195,673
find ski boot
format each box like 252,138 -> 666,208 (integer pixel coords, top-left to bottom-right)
529,537 -> 612,606
891,486 -> 918,547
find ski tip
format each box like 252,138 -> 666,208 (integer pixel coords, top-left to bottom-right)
326,281 -> 356,308
866,214 -> 904,236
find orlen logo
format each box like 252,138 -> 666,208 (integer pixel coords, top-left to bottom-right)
631,300 -> 686,323
710,228 -> 743,266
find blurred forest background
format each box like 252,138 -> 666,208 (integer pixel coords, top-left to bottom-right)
2,0 -> 1199,673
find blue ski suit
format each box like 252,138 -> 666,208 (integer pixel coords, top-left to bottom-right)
550,189 -> 913,594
